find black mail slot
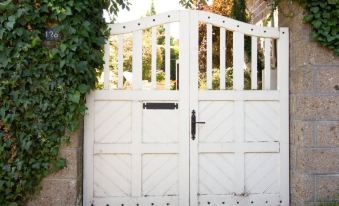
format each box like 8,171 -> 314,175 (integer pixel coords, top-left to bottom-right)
143,102 -> 178,110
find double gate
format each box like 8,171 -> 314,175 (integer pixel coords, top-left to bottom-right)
84,10 -> 289,206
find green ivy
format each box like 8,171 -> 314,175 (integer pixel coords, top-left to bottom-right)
0,0 -> 128,205
269,0 -> 339,55
302,0 -> 339,55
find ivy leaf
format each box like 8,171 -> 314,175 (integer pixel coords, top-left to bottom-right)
6,15 -> 16,30
304,14 -> 313,22
312,20 -> 322,29
328,0 -> 337,4
68,91 -> 80,103
310,7 -> 319,13
78,84 -> 89,94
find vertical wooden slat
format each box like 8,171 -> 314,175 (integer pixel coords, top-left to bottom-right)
189,10 -> 199,206
131,101 -> 142,197
165,24 -> 171,89
251,36 -> 258,90
151,27 -> 157,89
220,27 -> 226,90
103,40 -> 110,89
118,35 -> 124,89
132,30 -> 142,90
233,31 -> 244,90
178,10 -> 190,206
264,38 -> 271,90
277,28 -> 289,206
206,24 -> 212,90
234,100 -> 245,195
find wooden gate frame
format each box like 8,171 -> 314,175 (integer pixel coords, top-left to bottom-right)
84,10 -> 289,206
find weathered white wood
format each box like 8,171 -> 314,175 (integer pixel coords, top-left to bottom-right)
103,40 -> 110,89
131,101 -> 142,197
198,194 -> 281,206
189,10 -> 199,206
94,90 -> 179,100
206,23 -> 212,90
83,92 -> 94,205
151,27 -> 157,89
197,11 -> 280,38
264,38 -> 271,90
178,10 -> 190,206
199,142 -> 280,153
198,90 -> 279,101
118,34 -> 124,89
234,100 -> 245,194
251,36 -> 258,90
220,27 -> 226,90
109,11 -> 180,35
94,196 -> 179,205
132,30 -> 142,90
109,10 -> 280,38
165,23 -> 171,89
86,10 -> 290,206
233,31 -> 244,90
94,143 -> 179,154
277,28 -> 289,206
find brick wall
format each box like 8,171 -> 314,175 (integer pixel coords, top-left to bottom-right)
247,0 -> 270,24
27,126 -> 83,206
278,1 -> 339,205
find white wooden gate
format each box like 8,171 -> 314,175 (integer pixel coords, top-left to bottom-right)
84,10 -> 289,206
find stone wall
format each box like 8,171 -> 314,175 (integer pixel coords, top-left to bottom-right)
27,126 -> 83,206
278,1 -> 339,205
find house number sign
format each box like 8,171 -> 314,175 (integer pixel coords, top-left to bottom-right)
44,28 -> 60,41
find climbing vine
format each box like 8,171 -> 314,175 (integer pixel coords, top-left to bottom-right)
267,0 -> 339,55
302,0 -> 339,55
0,0 -> 129,205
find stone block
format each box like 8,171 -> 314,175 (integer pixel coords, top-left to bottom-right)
27,179 -> 79,206
316,175 -> 339,202
309,42 -> 339,66
290,172 -> 315,204
298,148 -> 339,174
294,96 -> 339,120
315,121 -> 339,147
290,67 -> 314,94
290,40 -> 311,67
48,148 -> 80,179
315,68 -> 339,94
290,120 -> 314,147
290,145 -> 298,171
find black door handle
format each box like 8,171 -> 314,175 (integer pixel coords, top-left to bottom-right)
191,110 -> 205,140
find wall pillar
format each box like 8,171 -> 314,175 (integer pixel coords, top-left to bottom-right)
27,124 -> 83,206
279,1 -> 339,205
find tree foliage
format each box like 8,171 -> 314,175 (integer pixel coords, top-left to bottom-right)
0,0 -> 129,205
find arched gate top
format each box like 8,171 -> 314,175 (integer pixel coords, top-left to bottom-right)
109,10 -> 282,39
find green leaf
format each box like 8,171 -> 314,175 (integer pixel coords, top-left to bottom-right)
68,91 -> 80,103
310,7 -> 319,13
312,20 -> 322,29
304,14 -> 313,22
78,84 -> 89,94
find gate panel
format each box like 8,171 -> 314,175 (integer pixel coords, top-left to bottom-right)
189,11 -> 289,206
84,10 -> 191,206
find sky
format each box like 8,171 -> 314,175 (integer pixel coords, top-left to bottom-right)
116,0 -> 184,23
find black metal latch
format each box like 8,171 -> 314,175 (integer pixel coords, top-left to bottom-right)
143,102 -> 178,110
191,110 -> 205,140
